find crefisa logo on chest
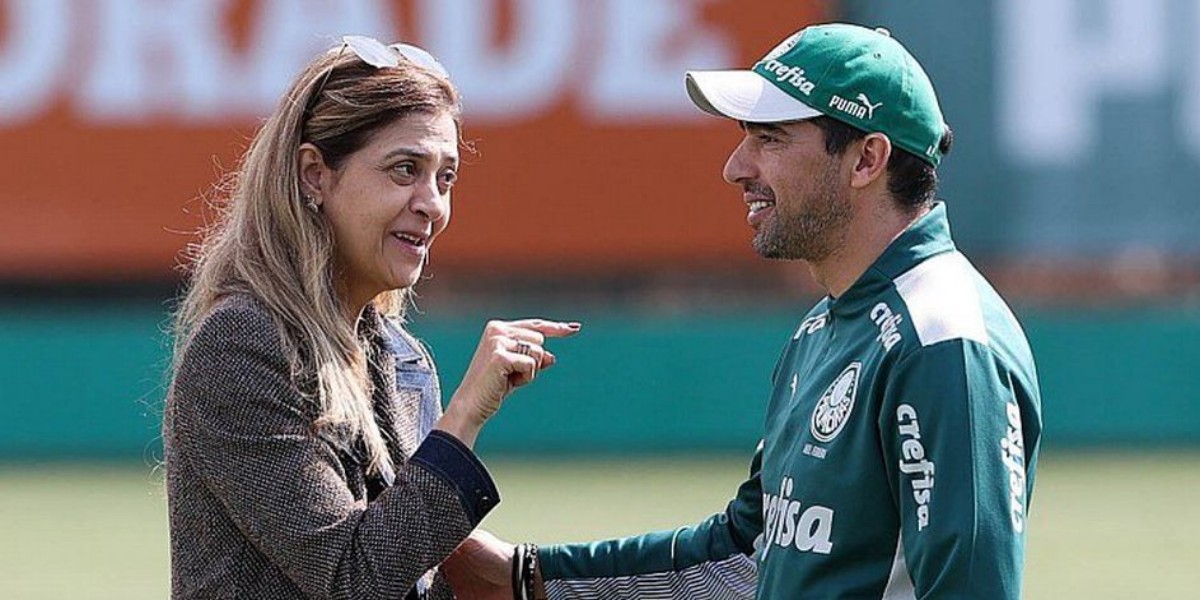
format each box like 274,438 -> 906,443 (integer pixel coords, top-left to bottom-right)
810,362 -> 862,443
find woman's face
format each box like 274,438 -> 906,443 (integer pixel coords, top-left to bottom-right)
308,110 -> 459,309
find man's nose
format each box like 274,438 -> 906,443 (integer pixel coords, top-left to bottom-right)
723,138 -> 755,186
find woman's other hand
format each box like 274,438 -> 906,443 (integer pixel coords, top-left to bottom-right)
442,529 -> 514,600
436,318 -> 579,447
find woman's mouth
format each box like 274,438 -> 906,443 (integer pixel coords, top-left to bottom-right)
391,231 -> 429,253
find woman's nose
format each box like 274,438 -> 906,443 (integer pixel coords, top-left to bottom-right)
409,178 -> 447,222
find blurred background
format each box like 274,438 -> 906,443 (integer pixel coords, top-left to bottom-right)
2,0 -> 1199,598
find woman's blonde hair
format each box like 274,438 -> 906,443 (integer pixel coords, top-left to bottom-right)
173,42 -> 462,479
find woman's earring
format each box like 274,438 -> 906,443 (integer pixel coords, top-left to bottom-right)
304,193 -> 320,213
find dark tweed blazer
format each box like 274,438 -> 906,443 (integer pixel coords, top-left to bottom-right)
164,294 -> 498,599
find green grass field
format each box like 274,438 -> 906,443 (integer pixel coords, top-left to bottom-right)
1,451 -> 1197,599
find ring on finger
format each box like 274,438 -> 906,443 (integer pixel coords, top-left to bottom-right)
514,341 -> 533,356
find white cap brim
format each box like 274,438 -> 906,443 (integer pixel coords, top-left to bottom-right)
685,70 -> 821,122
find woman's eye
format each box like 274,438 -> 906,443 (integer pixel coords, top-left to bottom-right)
439,169 -> 458,190
391,162 -> 417,181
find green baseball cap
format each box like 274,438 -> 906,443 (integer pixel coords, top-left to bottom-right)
686,23 -> 947,167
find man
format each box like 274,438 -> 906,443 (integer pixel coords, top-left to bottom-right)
447,22 -> 1043,599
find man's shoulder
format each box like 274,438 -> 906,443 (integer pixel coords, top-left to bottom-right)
882,250 -> 1035,372
888,250 -> 999,348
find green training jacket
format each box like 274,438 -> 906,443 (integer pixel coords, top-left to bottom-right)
539,203 -> 1043,599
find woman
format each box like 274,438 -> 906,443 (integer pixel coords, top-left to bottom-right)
163,37 -> 577,599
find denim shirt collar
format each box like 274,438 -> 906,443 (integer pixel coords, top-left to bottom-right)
379,316 -> 441,449
382,317 -> 426,365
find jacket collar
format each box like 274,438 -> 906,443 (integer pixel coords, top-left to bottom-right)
828,202 -> 956,315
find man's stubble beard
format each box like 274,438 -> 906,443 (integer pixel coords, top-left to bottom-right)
752,164 -> 852,262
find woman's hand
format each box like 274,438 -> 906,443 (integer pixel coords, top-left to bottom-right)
436,318 -> 579,447
442,529 -> 514,600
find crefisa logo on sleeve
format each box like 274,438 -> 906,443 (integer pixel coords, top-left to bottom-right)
897,403 -> 935,531
810,362 -> 861,443
1000,393 -> 1028,533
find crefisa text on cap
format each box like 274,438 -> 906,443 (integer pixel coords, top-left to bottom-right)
758,58 -> 815,96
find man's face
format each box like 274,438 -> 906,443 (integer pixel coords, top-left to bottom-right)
722,120 -> 852,262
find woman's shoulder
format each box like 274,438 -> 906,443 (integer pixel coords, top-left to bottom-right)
169,293 -> 314,432
183,293 -> 284,358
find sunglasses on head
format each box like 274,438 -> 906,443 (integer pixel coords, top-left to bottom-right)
342,35 -> 449,78
305,35 -> 451,117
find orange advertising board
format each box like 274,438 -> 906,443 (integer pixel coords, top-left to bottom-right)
0,0 -> 828,280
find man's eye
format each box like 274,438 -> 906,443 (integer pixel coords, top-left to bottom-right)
439,169 -> 458,188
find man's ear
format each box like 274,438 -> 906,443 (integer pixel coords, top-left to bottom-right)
297,142 -> 329,207
849,133 -> 892,190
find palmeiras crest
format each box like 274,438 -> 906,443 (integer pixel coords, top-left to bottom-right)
810,362 -> 862,443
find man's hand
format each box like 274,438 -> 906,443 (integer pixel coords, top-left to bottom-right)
443,530 -> 515,600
